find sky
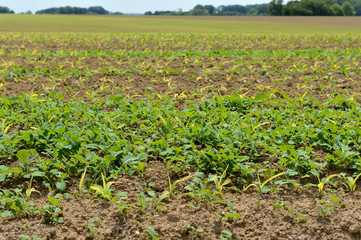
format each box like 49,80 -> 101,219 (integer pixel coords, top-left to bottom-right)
1,0 -> 271,14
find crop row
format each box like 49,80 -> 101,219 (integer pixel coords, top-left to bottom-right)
1,91 -> 361,218
0,33 -> 361,51
0,48 -> 361,100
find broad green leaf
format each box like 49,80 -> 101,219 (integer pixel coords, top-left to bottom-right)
48,197 -> 60,206
16,149 -> 29,163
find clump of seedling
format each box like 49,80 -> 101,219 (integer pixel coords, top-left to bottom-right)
243,172 -> 286,194
209,164 -> 231,194
345,172 -> 361,193
310,169 -> 339,197
162,171 -> 198,198
41,197 -> 63,224
90,173 -> 126,203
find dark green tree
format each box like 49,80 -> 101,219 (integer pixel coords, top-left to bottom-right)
87,6 -> 109,15
302,0 -> 333,15
204,5 -> 216,15
268,0 -> 283,16
342,1 -> 355,15
283,1 -> 313,15
190,5 -> 209,15
330,3 -> 345,15
0,6 -> 14,13
354,2 -> 361,15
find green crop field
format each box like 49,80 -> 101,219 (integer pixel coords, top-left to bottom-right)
1,16 -> 361,240
0,15 -> 361,33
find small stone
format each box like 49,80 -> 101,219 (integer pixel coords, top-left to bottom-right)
349,224 -> 361,234
297,237 -> 306,240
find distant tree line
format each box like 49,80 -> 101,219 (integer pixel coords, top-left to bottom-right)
268,0 -> 360,16
145,0 -> 361,16
35,6 -> 123,15
145,4 -> 268,16
0,6 -> 14,14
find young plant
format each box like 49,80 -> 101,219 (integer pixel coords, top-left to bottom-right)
88,217 -> 102,238
79,167 -> 88,196
162,172 -> 197,198
41,197 -> 63,224
243,172 -> 286,194
317,200 -> 332,218
345,172 -> 361,193
220,230 -> 233,240
287,207 -> 308,222
25,175 -> 40,200
144,226 -> 161,240
272,200 -> 288,210
185,223 -> 204,233
310,169 -> 339,197
210,165 -> 231,194
90,173 -> 125,203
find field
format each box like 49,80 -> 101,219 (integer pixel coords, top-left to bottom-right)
2,16 -> 361,240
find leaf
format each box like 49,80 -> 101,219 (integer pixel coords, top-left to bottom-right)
0,210 -> 11,218
260,185 -> 271,194
243,183 -> 258,192
115,191 -> 128,198
79,167 -> 87,194
16,149 -> 29,163
161,190 -> 170,197
48,197 -> 60,206
286,169 -> 298,177
90,186 -> 105,196
0,174 -> 5,183
260,172 -> 286,190
255,93 -> 268,101
297,215 -> 308,221
325,122 -> 338,133
55,181 -> 66,192
32,171 -> 45,178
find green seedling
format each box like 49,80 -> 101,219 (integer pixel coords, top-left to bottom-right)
253,198 -> 266,207
220,230 -> 233,240
214,210 -> 243,223
90,173 -> 123,202
243,172 -> 286,194
88,217 -> 102,238
317,200 -> 332,218
116,200 -> 135,215
273,200 -> 288,210
19,235 -> 44,240
147,190 -> 167,212
311,170 -> 339,197
345,172 -> 361,192
145,226 -> 161,240
210,164 -> 231,194
287,207 -> 308,222
185,223 -> 204,233
41,197 -> 63,224
162,172 -> 197,198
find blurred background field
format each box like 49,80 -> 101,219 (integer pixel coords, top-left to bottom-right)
0,15 -> 361,33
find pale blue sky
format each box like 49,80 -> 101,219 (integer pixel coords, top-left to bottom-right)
1,0 -> 271,13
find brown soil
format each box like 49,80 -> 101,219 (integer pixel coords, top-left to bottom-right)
1,160 -> 361,240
